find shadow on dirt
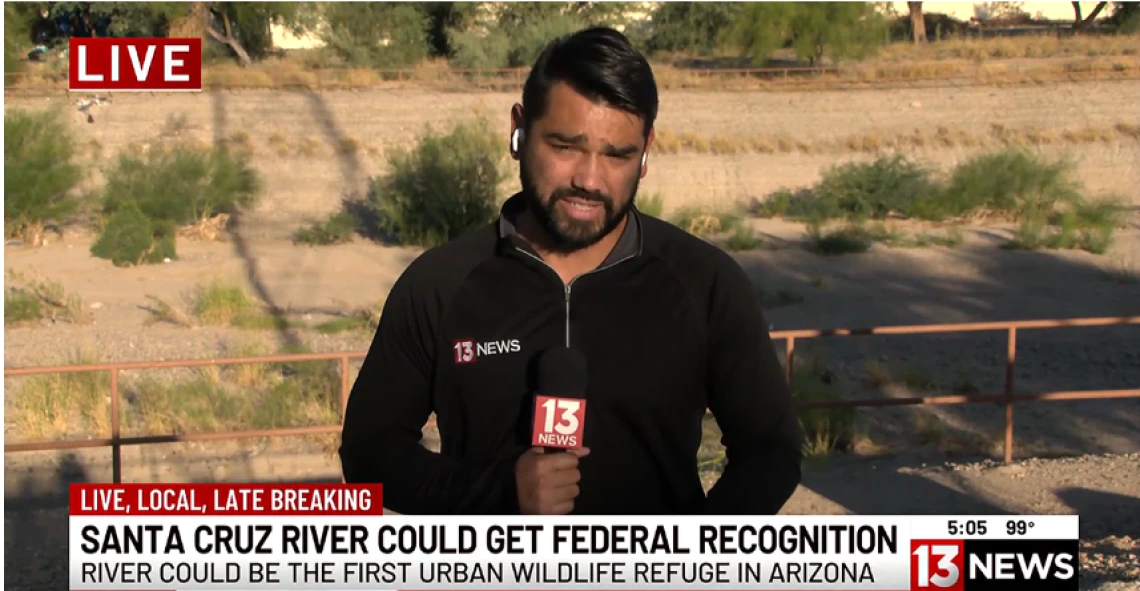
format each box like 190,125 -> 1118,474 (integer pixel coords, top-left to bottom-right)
210,91 -> 304,351
797,456 -> 1009,515
4,450 -> 341,591
1056,486 -> 1140,539
739,236 -> 1140,461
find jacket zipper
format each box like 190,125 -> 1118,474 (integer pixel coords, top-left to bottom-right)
514,247 -> 638,347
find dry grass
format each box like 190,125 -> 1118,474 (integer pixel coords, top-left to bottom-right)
4,269 -> 91,325
6,349 -> 110,440
6,35 -> 1137,94
143,279 -> 386,333
5,346 -> 347,444
143,279 -> 287,330
314,299 -> 385,334
653,122 -> 1139,157
877,34 -> 1140,62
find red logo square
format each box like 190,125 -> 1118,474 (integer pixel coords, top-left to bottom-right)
911,539 -> 965,590
531,395 -> 586,449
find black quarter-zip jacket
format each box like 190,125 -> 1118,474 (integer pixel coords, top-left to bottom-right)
340,194 -> 804,515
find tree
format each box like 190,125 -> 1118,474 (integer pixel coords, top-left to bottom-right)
203,2 -> 306,66
908,2 -> 927,43
317,3 -> 433,68
1072,1 -> 1109,30
1108,2 -> 1140,32
646,2 -> 742,55
39,2 -> 304,66
728,2 -> 888,66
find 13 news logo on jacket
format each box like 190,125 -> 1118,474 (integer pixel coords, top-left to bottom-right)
911,538 -> 1077,590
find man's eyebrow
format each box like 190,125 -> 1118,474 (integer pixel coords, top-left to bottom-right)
544,132 -> 640,156
544,131 -> 587,145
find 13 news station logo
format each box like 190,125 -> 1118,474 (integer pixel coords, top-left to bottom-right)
531,395 -> 586,448
911,538 -> 1077,590
69,37 -> 202,92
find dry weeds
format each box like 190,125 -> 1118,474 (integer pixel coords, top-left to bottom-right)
4,269 -> 92,325
6,35 -> 1138,94
653,121 -> 1139,157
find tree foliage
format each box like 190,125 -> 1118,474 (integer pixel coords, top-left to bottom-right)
646,2 -> 742,55
316,2 -> 433,67
727,2 -> 888,65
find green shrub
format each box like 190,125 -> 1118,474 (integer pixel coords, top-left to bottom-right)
791,369 -> 856,456
292,210 -> 359,246
942,148 -> 1083,221
367,117 -> 507,248
635,192 -> 665,217
102,144 -> 259,226
6,288 -> 42,323
792,154 -> 943,223
90,202 -> 177,267
320,3 -> 433,67
507,16 -> 589,67
448,29 -> 511,69
4,108 -> 84,244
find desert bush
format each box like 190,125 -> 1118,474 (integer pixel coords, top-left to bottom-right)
789,154 -> 943,223
635,192 -> 666,217
4,108 -> 84,245
366,117 -> 507,248
101,144 -> 260,226
5,288 -> 41,323
448,13 -> 588,69
768,148 -> 1121,255
319,3 -> 433,68
90,202 -> 177,267
191,279 -> 284,329
292,210 -> 359,246
507,16 -> 589,67
10,350 -> 110,439
668,206 -> 742,236
941,148 -> 1083,221
5,269 -> 90,324
791,368 -> 856,456
448,29 -> 511,69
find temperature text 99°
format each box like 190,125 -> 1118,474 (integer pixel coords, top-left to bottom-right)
1007,519 -> 1036,535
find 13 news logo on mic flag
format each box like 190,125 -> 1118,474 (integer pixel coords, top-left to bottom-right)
70,483 -> 1079,590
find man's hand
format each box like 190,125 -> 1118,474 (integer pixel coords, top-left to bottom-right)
515,446 -> 590,515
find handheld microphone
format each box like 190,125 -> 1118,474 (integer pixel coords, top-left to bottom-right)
531,346 -> 588,452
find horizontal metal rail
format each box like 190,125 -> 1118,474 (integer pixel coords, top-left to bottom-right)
5,316 -> 1138,481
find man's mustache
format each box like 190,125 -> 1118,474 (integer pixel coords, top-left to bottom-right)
550,187 -> 613,206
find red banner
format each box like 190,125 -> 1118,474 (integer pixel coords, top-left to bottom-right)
70,483 -> 383,516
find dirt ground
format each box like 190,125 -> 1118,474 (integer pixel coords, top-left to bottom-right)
5,78 -> 1139,238
4,76 -> 1140,589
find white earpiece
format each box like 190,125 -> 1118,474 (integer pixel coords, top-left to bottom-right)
641,152 -> 648,170
511,128 -> 523,153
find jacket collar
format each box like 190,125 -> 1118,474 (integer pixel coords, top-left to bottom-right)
496,192 -> 643,266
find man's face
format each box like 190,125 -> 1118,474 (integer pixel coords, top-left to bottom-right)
518,82 -> 649,251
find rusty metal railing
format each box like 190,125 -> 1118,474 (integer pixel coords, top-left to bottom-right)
5,315 -> 1139,481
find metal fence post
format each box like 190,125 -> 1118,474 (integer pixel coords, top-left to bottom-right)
111,367 -> 122,484
1004,327 -> 1017,463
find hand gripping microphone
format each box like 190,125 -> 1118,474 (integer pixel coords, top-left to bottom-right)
531,346 -> 588,452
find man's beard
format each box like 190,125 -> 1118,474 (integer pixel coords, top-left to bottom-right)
521,161 -> 639,253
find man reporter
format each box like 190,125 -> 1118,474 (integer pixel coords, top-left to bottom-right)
340,27 -> 804,515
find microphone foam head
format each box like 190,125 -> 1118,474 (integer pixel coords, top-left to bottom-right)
536,346 -> 588,397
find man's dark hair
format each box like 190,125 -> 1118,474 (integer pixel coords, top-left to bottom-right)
522,27 -> 658,138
